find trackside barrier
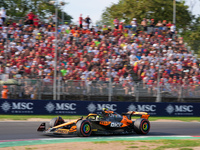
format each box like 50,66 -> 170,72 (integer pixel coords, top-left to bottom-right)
0,99 -> 200,116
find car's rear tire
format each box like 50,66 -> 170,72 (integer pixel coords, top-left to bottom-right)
76,120 -> 92,137
49,116 -> 65,128
134,118 -> 150,134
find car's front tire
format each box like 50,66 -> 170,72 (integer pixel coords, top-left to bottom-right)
76,120 -> 92,137
49,116 -> 65,128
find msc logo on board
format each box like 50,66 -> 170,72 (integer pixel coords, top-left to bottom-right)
0,101 -> 33,113
87,103 -> 117,113
127,104 -> 156,112
165,104 -> 193,115
45,102 -> 76,113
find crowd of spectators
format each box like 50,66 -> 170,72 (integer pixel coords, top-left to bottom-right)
0,11 -> 200,98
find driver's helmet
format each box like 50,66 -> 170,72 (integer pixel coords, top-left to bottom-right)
96,115 -> 100,120
102,108 -> 108,112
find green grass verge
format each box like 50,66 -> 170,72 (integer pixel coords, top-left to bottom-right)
93,141 -> 109,144
121,139 -> 200,150
153,139 -> 200,150
109,140 -> 200,150
0,115 -> 85,120
0,115 -> 199,122
149,116 -> 200,122
6,139 -> 200,150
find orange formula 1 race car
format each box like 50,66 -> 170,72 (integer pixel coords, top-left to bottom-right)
37,109 -> 150,137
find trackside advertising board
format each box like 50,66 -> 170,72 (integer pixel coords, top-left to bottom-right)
0,99 -> 200,116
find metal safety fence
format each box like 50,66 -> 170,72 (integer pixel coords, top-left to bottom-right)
1,79 -> 200,102
136,82 -> 200,101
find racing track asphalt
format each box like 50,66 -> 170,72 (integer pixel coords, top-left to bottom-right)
0,121 -> 199,141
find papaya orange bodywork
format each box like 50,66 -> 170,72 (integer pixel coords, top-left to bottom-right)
141,114 -> 150,119
99,121 -> 111,126
120,115 -> 133,127
54,120 -> 78,129
104,111 -> 114,114
69,125 -> 77,132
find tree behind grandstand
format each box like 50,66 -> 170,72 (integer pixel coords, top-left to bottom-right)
181,16 -> 200,56
0,0 -> 72,22
101,0 -> 200,55
101,0 -> 192,29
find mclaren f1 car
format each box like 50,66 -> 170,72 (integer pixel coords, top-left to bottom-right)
37,109 -> 150,137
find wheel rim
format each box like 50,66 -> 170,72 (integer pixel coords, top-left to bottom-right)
142,122 -> 149,132
83,123 -> 91,134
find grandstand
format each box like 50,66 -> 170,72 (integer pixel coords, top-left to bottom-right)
0,14 -> 200,102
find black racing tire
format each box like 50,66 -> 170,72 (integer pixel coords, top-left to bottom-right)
49,116 -> 65,128
76,120 -> 92,137
134,118 -> 150,135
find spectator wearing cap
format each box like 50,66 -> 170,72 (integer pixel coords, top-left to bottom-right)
148,19 -> 155,34
10,65 -> 18,77
150,19 -> 155,27
166,21 -> 172,30
130,18 -> 137,32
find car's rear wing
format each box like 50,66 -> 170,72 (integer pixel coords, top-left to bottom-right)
124,111 -> 150,120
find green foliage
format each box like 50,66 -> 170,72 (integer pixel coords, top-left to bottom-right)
181,16 -> 200,55
100,0 -> 200,56
101,0 -> 192,28
0,0 -> 72,22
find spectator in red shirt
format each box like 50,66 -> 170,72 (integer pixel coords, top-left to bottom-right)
119,22 -> 123,30
166,21 -> 172,30
25,11 -> 35,25
79,14 -> 83,28
33,16 -> 40,27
